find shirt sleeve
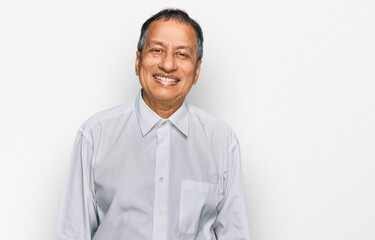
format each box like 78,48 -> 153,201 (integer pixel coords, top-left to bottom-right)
213,133 -> 251,240
57,130 -> 98,240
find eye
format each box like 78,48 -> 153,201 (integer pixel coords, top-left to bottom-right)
151,48 -> 163,54
176,52 -> 190,58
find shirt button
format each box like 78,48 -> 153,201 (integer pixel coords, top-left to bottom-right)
161,145 -> 165,149
159,177 -> 164,182
162,121 -> 167,125
158,209 -> 163,215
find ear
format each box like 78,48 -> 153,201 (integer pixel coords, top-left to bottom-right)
135,51 -> 141,76
193,60 -> 202,85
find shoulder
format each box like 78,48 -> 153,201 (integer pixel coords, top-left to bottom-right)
187,104 -> 239,146
79,100 -> 135,135
188,104 -> 228,126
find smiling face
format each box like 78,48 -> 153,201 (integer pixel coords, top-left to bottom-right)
135,19 -> 201,116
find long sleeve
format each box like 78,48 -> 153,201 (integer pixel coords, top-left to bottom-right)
57,130 -> 98,240
213,134 -> 251,239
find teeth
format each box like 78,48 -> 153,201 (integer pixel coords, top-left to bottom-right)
155,75 -> 178,82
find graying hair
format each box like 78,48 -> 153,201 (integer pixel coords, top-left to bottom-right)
137,9 -> 203,62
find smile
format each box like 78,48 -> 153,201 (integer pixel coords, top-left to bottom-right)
154,75 -> 179,82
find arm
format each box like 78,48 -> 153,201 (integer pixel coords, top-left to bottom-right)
213,134 -> 251,239
57,130 -> 98,240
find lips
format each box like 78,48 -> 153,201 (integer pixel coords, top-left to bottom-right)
153,74 -> 180,85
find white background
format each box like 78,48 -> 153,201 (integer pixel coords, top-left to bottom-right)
0,0 -> 374,239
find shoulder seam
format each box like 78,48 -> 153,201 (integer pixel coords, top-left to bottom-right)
188,104 -> 230,128
80,102 -> 135,134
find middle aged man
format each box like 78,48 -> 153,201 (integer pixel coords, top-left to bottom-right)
57,8 -> 251,240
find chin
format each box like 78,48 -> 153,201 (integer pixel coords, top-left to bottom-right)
152,89 -> 177,99
154,94 -> 177,102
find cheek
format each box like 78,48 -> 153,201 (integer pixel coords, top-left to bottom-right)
142,55 -> 159,67
185,67 -> 199,80
177,61 -> 195,73
139,63 -> 153,78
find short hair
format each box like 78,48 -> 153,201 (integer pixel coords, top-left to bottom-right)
137,8 -> 204,62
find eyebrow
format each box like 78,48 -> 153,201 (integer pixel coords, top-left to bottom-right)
147,40 -> 194,55
176,46 -> 194,55
147,40 -> 165,47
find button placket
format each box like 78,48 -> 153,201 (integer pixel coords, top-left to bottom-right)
152,123 -> 170,239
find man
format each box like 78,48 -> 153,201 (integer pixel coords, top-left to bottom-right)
57,9 -> 251,240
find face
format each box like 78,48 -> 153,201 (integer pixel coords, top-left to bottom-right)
136,19 -> 201,110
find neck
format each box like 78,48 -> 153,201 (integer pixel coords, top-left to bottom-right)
142,93 -> 183,119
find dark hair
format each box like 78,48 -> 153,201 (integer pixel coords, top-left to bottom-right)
137,8 -> 204,62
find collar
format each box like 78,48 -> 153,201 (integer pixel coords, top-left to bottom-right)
135,91 -> 189,137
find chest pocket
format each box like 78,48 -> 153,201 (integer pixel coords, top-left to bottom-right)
179,180 -> 219,236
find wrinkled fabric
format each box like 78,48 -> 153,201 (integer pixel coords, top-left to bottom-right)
57,91 -> 251,240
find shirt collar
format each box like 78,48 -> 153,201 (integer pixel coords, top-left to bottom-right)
135,90 -> 189,137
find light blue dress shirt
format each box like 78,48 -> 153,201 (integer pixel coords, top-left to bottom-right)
57,91 -> 251,240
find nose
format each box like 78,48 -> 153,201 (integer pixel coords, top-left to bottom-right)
158,53 -> 177,72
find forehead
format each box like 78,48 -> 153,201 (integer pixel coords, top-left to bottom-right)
146,19 -> 197,49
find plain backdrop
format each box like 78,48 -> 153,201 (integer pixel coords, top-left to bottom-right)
0,0 -> 374,239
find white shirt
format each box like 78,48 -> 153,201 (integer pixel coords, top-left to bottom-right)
57,91 -> 251,240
